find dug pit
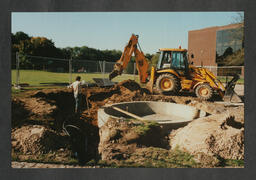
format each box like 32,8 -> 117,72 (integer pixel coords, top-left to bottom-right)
11,80 -> 244,167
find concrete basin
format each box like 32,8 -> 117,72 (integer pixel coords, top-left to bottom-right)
98,101 -> 207,130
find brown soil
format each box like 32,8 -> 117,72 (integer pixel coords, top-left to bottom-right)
98,117 -> 165,162
11,125 -> 69,154
169,113 -> 244,161
11,79 -> 244,167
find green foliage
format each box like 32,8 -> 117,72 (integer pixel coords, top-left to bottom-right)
218,158 -> 244,167
11,31 -> 154,74
150,53 -> 160,67
133,120 -> 159,136
225,159 -> 244,167
12,31 -> 30,44
11,31 -> 124,70
145,53 -> 153,60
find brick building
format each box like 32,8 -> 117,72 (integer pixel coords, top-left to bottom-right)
188,24 -> 244,76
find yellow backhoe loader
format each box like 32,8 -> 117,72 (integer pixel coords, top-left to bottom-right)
109,34 -> 242,102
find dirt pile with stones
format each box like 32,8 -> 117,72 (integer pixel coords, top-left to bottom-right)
169,108 -> 244,162
12,125 -> 69,154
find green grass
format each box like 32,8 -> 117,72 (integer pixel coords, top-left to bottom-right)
95,147 -> 200,168
218,158 -> 244,167
11,70 -> 140,86
11,150 -> 79,165
217,76 -> 244,84
132,120 -> 160,136
12,70 -> 244,87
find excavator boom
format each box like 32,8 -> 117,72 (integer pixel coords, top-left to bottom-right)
109,34 -> 149,83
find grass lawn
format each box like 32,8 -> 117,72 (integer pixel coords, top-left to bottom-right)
217,76 -> 244,84
11,70 -> 244,90
11,70 -> 139,86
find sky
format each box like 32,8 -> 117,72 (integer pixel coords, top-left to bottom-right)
12,12 -> 242,54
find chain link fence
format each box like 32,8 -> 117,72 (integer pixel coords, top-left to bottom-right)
198,65 -> 244,77
196,65 -> 244,84
12,53 -> 244,88
12,53 -> 138,87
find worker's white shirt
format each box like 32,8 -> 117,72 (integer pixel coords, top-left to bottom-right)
69,81 -> 81,97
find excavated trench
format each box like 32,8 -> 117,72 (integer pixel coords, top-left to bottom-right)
12,89 -> 100,165
11,80 -> 244,166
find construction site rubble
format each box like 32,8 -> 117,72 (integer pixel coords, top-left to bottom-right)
11,80 -> 244,167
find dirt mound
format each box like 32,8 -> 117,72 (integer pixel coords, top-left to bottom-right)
86,80 -> 146,103
24,97 -> 56,116
82,80 -> 149,125
188,100 -> 227,114
11,125 -> 69,154
169,113 -> 244,161
98,117 -> 166,161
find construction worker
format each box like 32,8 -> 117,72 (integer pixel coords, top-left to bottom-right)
68,76 -> 82,113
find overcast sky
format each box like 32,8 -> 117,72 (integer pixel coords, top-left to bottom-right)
12,12 -> 242,54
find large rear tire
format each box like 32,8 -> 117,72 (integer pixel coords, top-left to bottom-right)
155,73 -> 181,94
195,83 -> 213,100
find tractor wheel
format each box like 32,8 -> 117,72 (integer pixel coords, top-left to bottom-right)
195,83 -> 213,100
155,73 -> 181,94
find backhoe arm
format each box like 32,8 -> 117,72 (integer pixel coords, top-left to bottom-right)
109,34 -> 138,80
134,48 -> 149,83
109,34 -> 149,83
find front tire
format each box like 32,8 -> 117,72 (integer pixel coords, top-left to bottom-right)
155,73 -> 181,94
195,83 -> 213,100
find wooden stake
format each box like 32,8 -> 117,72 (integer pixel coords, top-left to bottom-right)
111,106 -> 144,121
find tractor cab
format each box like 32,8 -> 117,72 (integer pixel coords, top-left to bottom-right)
157,48 -> 190,78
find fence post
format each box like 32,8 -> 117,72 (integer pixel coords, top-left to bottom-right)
15,52 -> 20,89
69,58 -> 72,84
103,60 -> 106,79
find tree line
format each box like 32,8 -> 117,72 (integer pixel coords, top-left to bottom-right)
11,31 -> 154,72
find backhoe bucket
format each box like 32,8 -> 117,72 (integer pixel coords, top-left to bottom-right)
109,70 -> 119,81
93,78 -> 115,87
223,74 -> 243,103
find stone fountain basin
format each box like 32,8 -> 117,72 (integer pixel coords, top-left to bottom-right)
98,101 -> 207,130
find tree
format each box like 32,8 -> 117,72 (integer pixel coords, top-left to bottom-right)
150,53 -> 160,67
12,31 -> 30,44
218,13 -> 244,67
232,12 -> 244,25
231,12 -> 244,48
145,53 -> 153,60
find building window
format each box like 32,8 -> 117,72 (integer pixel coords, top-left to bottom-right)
216,27 -> 244,66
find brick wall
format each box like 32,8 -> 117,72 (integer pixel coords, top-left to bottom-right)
188,27 -> 218,66
188,24 -> 243,67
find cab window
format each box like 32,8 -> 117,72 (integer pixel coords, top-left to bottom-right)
171,52 -> 185,69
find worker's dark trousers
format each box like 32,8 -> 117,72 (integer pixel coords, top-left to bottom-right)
74,94 -> 81,113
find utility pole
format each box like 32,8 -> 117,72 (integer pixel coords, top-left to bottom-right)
69,57 -> 72,84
